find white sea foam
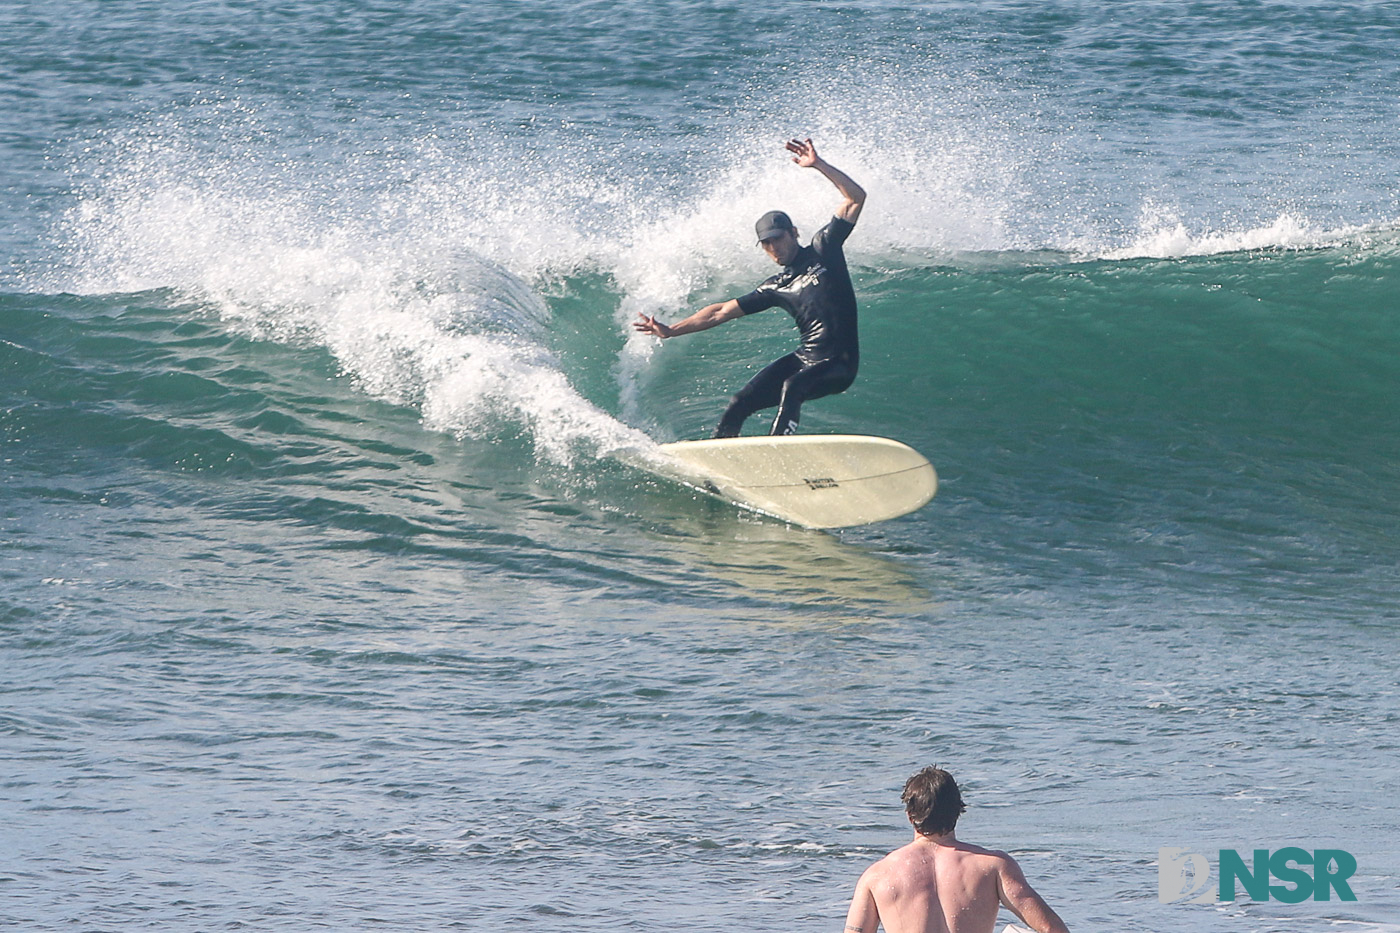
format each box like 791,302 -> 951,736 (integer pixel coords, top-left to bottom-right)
55,75 -> 1397,462
57,75 -> 1033,451
59,111 -> 651,466
1099,203 -> 1371,259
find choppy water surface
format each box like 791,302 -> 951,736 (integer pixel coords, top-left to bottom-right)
3,2 -> 1399,930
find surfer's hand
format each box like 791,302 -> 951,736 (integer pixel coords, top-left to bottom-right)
786,137 -> 821,168
633,314 -> 673,338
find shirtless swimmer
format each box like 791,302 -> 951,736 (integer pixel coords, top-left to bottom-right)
843,766 -> 1070,933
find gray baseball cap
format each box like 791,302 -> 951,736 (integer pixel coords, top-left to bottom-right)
755,210 -> 795,243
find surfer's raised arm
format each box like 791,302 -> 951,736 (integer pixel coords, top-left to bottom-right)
632,299 -> 744,339
786,138 -> 865,225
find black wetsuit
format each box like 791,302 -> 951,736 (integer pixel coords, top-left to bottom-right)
715,216 -> 859,437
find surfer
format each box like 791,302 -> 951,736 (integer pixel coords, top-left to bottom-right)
633,138 -> 865,437
843,766 -> 1071,933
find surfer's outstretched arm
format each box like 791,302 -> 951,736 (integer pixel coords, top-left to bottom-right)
633,299 -> 744,339
786,138 -> 865,225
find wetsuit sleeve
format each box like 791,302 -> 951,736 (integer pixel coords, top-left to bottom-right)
811,216 -> 854,256
735,287 -> 780,315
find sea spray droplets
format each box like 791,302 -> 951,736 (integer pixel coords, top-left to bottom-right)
59,107 -> 650,465
51,57 -> 1400,464
1103,204 -> 1371,260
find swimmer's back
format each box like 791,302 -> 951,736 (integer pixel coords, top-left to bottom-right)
854,838 -> 1013,933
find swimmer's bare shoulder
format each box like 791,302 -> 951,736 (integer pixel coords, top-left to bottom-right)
986,847 -> 1071,933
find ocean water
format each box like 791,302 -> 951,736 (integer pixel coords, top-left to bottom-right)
3,2 -> 1399,930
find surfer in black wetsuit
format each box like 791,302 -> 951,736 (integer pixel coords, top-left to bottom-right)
633,138 -> 865,437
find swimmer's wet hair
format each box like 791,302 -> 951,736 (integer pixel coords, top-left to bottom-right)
902,765 -> 966,836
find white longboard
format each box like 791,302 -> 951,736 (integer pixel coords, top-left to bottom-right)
637,434 -> 936,529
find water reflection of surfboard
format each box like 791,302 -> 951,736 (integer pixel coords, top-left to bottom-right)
635,434 -> 936,529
